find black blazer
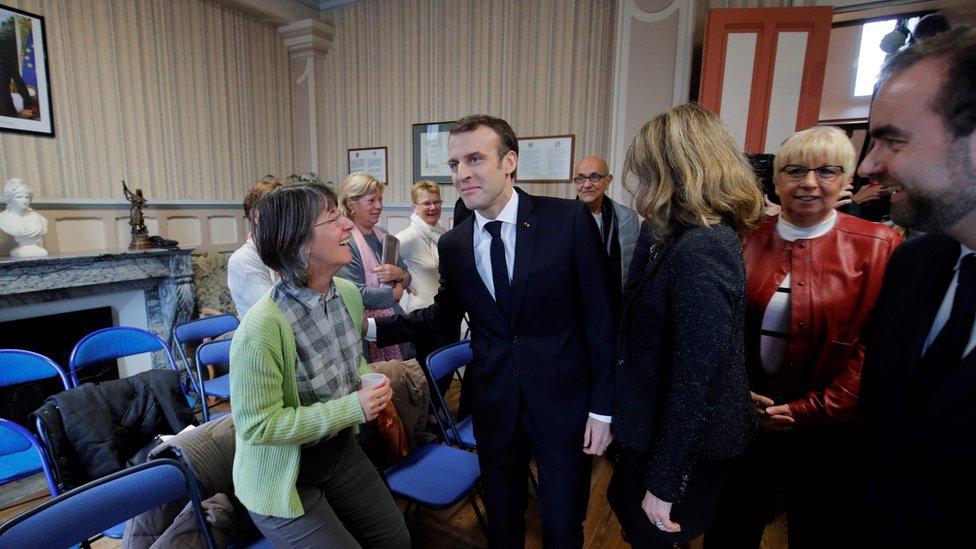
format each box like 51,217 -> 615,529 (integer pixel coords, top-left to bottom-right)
378,190 -> 615,452
858,233 -> 976,545
614,224 -> 754,502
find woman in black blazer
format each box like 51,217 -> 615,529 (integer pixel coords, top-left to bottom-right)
608,102 -> 764,547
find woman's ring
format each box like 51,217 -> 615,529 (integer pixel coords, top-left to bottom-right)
654,520 -> 664,529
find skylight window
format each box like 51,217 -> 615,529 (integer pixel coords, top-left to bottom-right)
853,17 -> 921,98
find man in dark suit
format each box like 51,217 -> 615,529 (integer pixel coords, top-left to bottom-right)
856,26 -> 976,547
370,115 -> 614,547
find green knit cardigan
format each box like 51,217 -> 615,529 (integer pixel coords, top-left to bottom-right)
230,277 -> 371,518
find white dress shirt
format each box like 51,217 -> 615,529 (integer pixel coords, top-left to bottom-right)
472,191 -> 519,296
923,244 -> 976,359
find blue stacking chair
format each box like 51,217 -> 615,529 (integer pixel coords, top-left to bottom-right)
383,441 -> 487,535
68,326 -> 181,389
425,341 -> 477,449
425,341 -> 541,495
0,458 -> 216,549
0,418 -> 58,497
0,349 -> 70,493
194,339 -> 233,422
172,314 -> 239,393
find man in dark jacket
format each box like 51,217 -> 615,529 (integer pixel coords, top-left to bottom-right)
856,26 -> 976,547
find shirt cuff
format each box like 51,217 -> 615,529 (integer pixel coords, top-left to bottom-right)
588,412 -> 611,423
365,318 -> 377,341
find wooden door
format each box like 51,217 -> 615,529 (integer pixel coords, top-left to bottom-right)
699,7 -> 833,153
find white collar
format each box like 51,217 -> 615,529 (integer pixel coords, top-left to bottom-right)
474,189 -> 519,232
775,210 -> 837,242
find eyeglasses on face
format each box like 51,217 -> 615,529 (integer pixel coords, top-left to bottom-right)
313,211 -> 345,227
573,173 -> 609,185
415,200 -> 443,208
780,165 -> 845,182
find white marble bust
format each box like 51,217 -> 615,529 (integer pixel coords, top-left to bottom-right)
0,178 -> 49,258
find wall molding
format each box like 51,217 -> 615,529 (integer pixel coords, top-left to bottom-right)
609,0 -> 696,203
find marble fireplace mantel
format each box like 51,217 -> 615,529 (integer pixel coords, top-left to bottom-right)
0,248 -> 195,371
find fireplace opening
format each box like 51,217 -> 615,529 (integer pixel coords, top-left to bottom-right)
0,307 -> 117,426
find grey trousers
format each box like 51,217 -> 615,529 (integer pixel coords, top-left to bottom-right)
249,432 -> 409,549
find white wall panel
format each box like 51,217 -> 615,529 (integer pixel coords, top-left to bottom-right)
719,33 -> 759,151
764,32 -> 809,151
56,218 -> 106,252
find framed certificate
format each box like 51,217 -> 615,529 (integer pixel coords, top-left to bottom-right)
412,121 -> 455,185
516,135 -> 575,182
347,146 -> 388,183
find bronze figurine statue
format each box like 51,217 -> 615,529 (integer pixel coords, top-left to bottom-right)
123,180 -> 151,249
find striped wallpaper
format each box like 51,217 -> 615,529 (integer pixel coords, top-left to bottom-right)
317,0 -> 618,203
0,0 -> 293,201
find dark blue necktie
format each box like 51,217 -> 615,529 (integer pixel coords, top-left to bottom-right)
921,253 -> 976,381
484,220 -> 511,319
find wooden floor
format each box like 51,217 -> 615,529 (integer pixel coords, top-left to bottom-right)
1,387 -> 789,549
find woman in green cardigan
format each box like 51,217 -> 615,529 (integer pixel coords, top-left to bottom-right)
230,183 -> 409,548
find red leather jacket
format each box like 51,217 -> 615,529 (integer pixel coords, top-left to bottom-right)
743,213 -> 902,425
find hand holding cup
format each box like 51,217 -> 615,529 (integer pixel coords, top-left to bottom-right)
358,373 -> 392,421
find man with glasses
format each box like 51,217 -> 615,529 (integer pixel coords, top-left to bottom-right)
856,26 -> 976,547
573,156 -> 640,300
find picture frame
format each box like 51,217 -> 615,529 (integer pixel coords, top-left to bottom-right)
0,4 -> 54,137
347,146 -> 388,183
412,121 -> 455,185
516,135 -> 575,183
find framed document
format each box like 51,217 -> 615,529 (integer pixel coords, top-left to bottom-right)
516,135 -> 575,183
412,121 -> 455,185
348,146 -> 388,182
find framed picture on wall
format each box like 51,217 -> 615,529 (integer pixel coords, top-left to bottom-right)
412,121 -> 455,185
0,4 -> 54,137
517,135 -> 575,182
347,146 -> 388,183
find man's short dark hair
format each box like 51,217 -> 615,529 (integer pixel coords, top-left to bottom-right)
254,183 -> 337,287
451,115 -> 519,159
880,25 -> 976,138
243,177 -> 283,225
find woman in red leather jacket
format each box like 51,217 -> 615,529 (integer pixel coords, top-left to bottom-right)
706,126 -> 902,549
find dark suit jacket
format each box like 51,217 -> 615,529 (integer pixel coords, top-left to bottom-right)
378,190 -> 615,452
614,224 -> 754,502
858,233 -> 976,545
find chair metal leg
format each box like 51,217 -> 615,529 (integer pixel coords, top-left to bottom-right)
528,468 -> 540,497
469,492 -> 488,537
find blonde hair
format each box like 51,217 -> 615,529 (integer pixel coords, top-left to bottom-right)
624,102 -> 763,239
338,172 -> 385,216
773,126 -> 856,182
410,180 -> 440,203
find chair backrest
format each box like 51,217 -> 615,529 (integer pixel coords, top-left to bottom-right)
424,341 -> 472,444
426,340 -> 472,384
196,339 -> 231,369
0,418 -> 59,495
0,458 -> 216,549
172,315 -> 239,395
173,314 -> 239,346
69,327 -> 176,387
0,349 -> 71,390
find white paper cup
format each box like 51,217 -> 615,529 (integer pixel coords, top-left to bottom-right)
360,373 -> 386,389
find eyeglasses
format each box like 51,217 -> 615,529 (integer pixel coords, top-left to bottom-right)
313,212 -> 344,227
573,173 -> 608,185
780,165 -> 845,182
415,200 -> 443,208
